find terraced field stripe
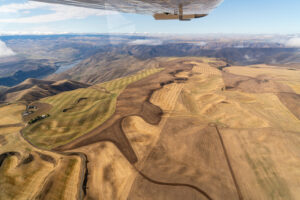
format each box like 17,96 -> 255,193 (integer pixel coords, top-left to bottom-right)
57,91 -> 85,111
54,94 -> 71,112
47,92 -> 67,106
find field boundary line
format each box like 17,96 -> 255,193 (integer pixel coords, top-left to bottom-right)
215,125 -> 243,200
135,166 -> 214,200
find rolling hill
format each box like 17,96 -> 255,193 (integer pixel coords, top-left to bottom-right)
0,78 -> 90,103
1,34 -> 300,200
1,57 -> 299,199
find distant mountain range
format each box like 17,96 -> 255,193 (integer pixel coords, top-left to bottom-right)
47,53 -> 161,84
0,59 -> 58,87
47,44 -> 300,84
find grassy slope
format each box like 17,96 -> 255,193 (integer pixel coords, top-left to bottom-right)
23,68 -> 163,149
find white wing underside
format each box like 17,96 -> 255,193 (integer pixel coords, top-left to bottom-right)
32,0 -> 223,15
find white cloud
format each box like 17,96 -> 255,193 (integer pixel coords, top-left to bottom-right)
129,39 -> 163,46
0,2 -> 117,23
194,41 -> 207,46
0,40 -> 16,58
244,54 -> 254,61
286,38 -> 300,48
0,2 -> 43,13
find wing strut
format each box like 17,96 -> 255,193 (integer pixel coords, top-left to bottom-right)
153,4 -> 208,21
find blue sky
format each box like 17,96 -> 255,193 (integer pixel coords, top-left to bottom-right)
0,0 -> 300,34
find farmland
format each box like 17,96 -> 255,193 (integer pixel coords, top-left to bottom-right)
0,104 -> 83,200
22,68 -> 162,149
1,57 -> 300,199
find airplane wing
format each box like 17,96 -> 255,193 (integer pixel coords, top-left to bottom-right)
31,0 -> 224,20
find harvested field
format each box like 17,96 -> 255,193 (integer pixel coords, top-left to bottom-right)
0,104 -> 84,200
281,81 -> 300,94
126,60 -> 240,200
69,142 -> 136,200
1,57 -> 300,200
23,68 -> 162,150
127,59 -> 300,200
128,119 -> 239,200
222,72 -> 294,93
224,64 -> 300,82
220,128 -> 300,200
277,92 -> 300,120
53,59 -> 193,154
53,58 -> 199,199
190,61 -> 222,76
35,155 -> 82,200
0,104 -> 25,126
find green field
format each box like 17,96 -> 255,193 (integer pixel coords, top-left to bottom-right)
23,68 -> 162,149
